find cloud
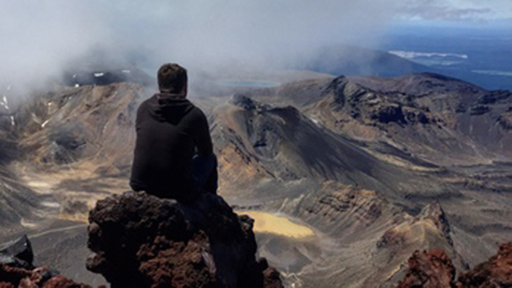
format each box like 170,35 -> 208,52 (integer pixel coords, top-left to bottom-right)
399,5 -> 492,21
397,0 -> 511,21
0,0 -> 401,96
0,0 -> 509,98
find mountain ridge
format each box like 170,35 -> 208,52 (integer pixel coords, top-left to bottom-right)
0,70 -> 511,286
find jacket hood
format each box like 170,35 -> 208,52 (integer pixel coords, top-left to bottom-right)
147,93 -> 195,124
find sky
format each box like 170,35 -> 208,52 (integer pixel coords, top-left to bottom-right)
0,0 -> 510,96
398,0 -> 512,22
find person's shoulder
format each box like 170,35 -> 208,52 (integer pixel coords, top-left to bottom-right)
187,102 -> 207,117
184,104 -> 208,126
136,95 -> 156,111
140,95 -> 157,106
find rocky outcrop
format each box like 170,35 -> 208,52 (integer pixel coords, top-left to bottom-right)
0,236 -> 93,288
399,241 -> 512,287
0,235 -> 33,269
372,105 -> 406,124
0,265 -> 92,288
457,242 -> 512,287
86,191 -> 283,288
497,114 -> 512,130
376,202 -> 455,254
469,105 -> 490,116
477,91 -> 511,105
398,250 -> 456,288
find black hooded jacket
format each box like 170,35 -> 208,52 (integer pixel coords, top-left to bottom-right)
130,93 -> 213,200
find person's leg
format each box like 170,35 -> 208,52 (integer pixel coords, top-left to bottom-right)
192,153 -> 218,194
203,159 -> 218,194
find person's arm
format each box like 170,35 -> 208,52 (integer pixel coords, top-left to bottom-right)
194,109 -> 213,157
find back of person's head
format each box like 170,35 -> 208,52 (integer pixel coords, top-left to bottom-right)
158,63 -> 188,94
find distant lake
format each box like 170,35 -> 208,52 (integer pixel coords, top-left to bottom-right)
378,25 -> 512,90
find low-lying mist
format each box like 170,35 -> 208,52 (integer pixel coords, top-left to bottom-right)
1,0 -> 505,100
0,0 -> 403,98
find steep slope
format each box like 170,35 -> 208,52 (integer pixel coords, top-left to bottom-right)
349,73 -> 512,162
284,75 -> 512,166
399,241 -> 512,287
269,191 -> 463,287
0,71 -> 511,287
212,94 -> 450,204
0,113 -> 45,230
274,74 -> 512,263
15,83 -> 140,169
0,167 -> 40,229
301,45 -> 436,77
0,82 -> 146,236
0,82 -> 150,283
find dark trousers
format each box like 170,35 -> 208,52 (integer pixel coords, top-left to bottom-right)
192,153 -> 218,194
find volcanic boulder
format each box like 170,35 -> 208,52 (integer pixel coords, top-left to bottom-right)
398,241 -> 512,287
86,191 -> 283,288
457,241 -> 512,287
0,236 -> 91,288
0,235 -> 34,269
398,250 -> 456,288
0,265 -> 92,288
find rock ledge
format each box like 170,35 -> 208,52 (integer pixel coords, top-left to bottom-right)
86,191 -> 283,288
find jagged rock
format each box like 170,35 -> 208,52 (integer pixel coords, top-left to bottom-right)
497,115 -> 512,130
376,202 -> 453,251
230,94 -> 258,110
470,105 -> 490,116
405,110 -> 430,124
0,236 -> 91,288
398,241 -> 512,287
372,105 -> 406,124
398,250 -> 456,288
477,91 -> 511,105
455,104 -> 467,113
0,235 -> 34,269
0,264 -> 91,288
322,76 -> 348,110
229,94 -> 270,112
457,242 -> 512,287
420,202 -> 453,246
86,191 -> 283,288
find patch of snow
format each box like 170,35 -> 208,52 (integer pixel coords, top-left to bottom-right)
20,218 -> 39,229
41,119 -> 50,128
75,84 -> 80,88
310,118 -> 322,127
94,72 -> 104,77
122,70 -> 131,74
0,96 -> 9,111
26,180 -> 52,190
10,116 -> 15,126
41,201 -> 61,208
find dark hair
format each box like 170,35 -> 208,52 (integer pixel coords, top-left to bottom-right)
157,63 -> 188,93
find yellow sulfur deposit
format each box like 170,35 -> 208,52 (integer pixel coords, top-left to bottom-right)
239,211 -> 314,238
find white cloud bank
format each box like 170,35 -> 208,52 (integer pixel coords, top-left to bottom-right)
0,0 -> 509,96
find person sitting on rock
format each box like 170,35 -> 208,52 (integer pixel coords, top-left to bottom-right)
130,63 -> 217,202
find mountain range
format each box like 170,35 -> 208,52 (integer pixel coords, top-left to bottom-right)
0,62 -> 511,287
